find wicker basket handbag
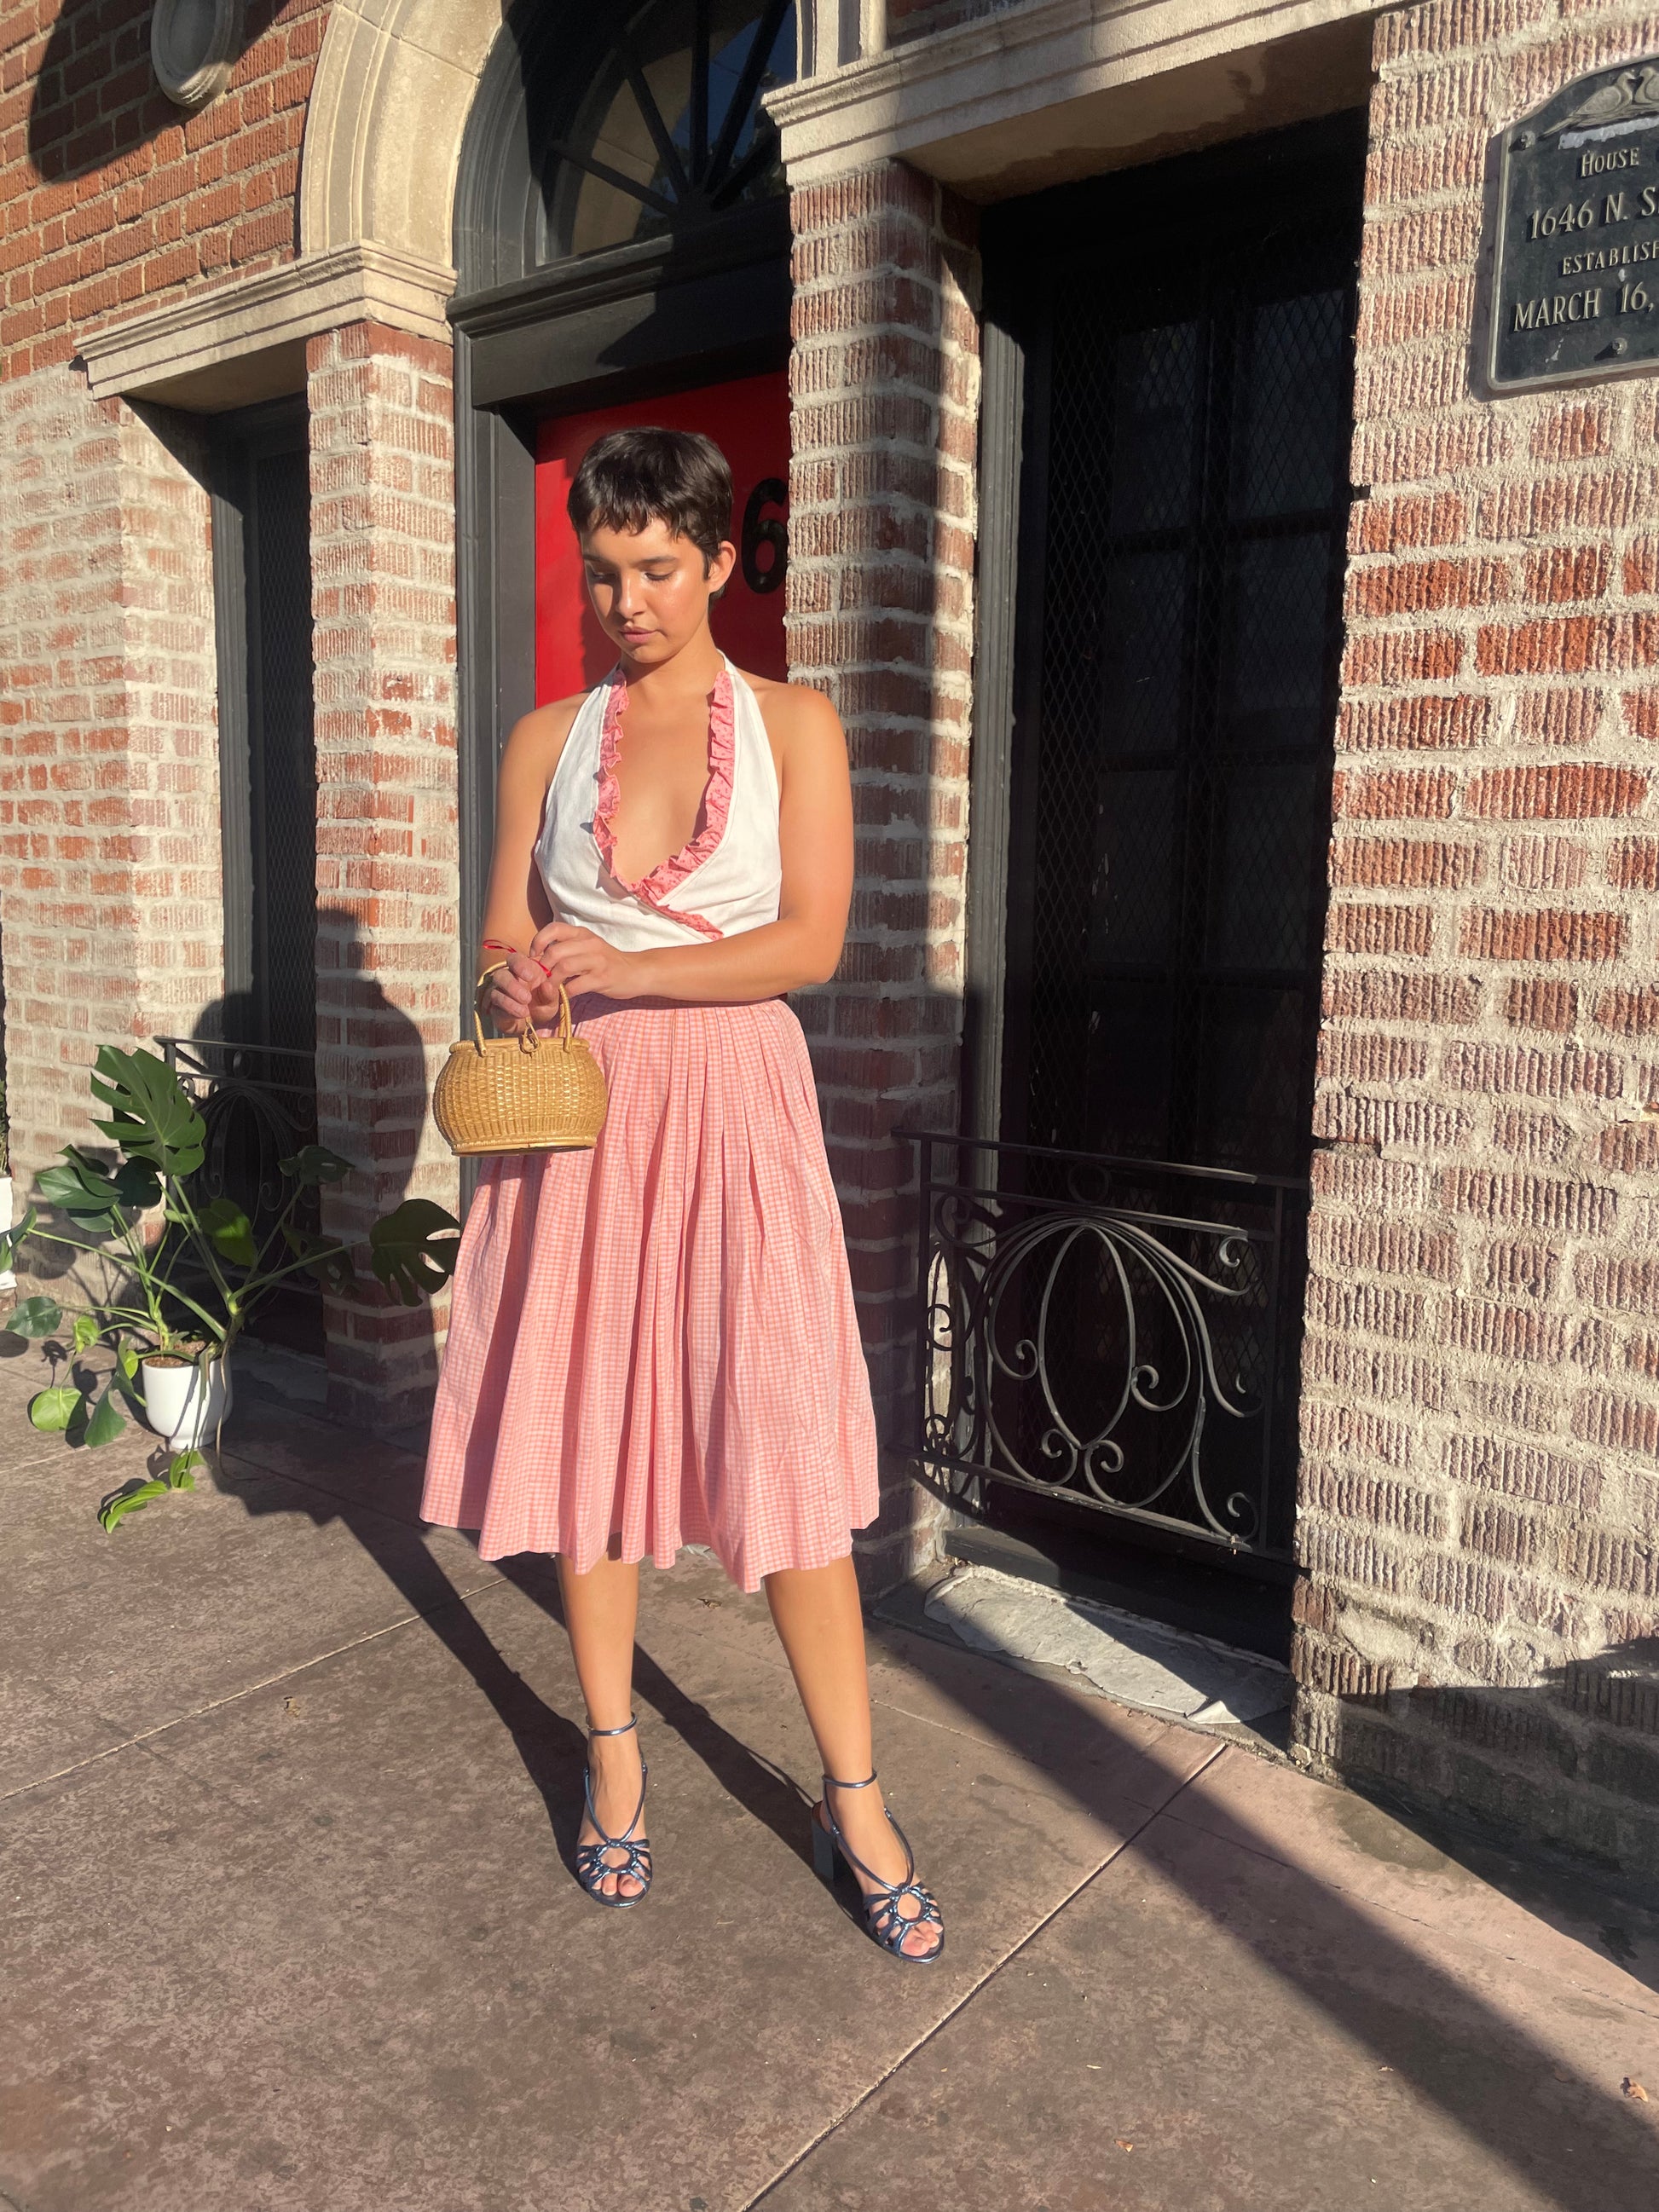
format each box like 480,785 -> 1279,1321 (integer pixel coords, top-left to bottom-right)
433,962 -> 608,1157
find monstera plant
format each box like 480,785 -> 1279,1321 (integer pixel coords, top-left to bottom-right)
0,1046 -> 460,1529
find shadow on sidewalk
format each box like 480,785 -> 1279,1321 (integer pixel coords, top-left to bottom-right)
211,1404 -> 1659,2212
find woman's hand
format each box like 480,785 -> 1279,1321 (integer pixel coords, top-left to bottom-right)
479,949 -> 551,1033
529,923 -> 650,1007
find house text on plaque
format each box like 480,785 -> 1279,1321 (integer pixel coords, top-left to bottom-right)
1490,58 -> 1659,390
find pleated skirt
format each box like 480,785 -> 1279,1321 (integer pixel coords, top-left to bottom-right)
419,995 -> 881,1592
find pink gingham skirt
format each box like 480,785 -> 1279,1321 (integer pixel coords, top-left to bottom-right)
419,996 -> 881,1591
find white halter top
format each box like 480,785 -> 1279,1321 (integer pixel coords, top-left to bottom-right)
535,660 -> 783,953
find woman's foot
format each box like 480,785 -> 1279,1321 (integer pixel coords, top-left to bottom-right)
816,1775 -> 944,1962
575,1718 -> 651,1905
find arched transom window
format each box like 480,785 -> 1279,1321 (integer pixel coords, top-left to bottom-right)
549,0 -> 796,262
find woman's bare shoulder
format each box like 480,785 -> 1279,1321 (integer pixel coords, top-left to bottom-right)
500,690 -> 587,783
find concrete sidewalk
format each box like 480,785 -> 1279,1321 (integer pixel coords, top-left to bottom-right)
2,1341 -> 1656,2212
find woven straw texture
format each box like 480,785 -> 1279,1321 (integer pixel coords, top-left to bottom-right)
434,985 -> 608,1157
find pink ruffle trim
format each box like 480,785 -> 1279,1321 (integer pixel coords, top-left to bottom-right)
592,666 -> 731,942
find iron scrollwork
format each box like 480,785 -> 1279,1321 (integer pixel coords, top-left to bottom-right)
910,1135 -> 1303,1562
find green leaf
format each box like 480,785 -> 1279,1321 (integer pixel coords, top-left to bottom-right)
84,1386 -> 126,1448
38,1148 -> 159,1226
197,1196 -> 257,1269
39,1156 -> 121,1223
278,1144 -> 356,1187
167,1448 -> 202,1491
97,1476 -> 169,1532
72,1313 -> 100,1354
117,1343 -> 141,1383
113,1158 -> 164,1209
88,1048 -> 205,1179
280,1223 -> 357,1296
368,1199 -> 462,1307
0,1203 -> 38,1269
29,1385 -> 81,1432
9,1296 -> 64,1340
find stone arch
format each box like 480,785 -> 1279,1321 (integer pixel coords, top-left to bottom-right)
300,0 -> 511,270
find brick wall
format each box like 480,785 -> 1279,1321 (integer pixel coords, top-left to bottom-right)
786,160 -> 980,1590
0,361 -> 219,1190
1297,0 -> 1659,1880
1,0 -> 323,380
305,320 -> 460,1425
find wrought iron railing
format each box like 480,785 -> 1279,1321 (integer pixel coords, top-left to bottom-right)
156,1037 -> 321,1272
904,1132 -> 1307,1567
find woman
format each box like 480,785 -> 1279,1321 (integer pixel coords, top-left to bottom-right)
421,428 -> 943,1963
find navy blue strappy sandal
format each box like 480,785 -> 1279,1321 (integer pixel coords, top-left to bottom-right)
812,1771 -> 944,1964
575,1716 -> 651,1909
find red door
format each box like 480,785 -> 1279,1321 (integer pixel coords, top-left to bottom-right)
534,371 -> 790,704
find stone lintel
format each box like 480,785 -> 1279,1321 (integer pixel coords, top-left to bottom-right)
767,0 -> 1378,196
77,242 -> 456,410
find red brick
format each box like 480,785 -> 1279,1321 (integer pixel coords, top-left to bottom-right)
1607,838 -> 1659,891
1350,493 -> 1466,554
1597,1119 -> 1659,1172
1328,838 -> 1481,888
1463,1500 -> 1545,1569
1345,557 -> 1506,619
1441,1041 -> 1621,1099
1479,1239 -> 1560,1301
1321,970 -> 1481,1023
1475,615 -> 1659,679
1463,763 -> 1648,819
1578,1388 -> 1659,1458
1445,1434 -> 1598,1511
1460,909 -> 1627,962
1332,767 -> 1457,819
1595,987 -> 1659,1037
1441,1165 -> 1614,1235
1623,538 -> 1659,597
1514,686 -> 1606,748
1523,546 -> 1610,603
1343,630 -> 1465,687
1327,903 -> 1436,956
1565,1528 -> 1659,1598
1529,400 -> 1616,463
1501,835 -> 1588,890
1503,979 -> 1577,1033
1337,694 -> 1492,752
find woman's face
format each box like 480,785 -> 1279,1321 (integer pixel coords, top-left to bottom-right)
581,516 -> 737,668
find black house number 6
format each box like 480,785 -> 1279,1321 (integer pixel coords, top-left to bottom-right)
741,476 -> 788,594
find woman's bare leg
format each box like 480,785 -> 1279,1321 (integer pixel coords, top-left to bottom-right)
558,1550 -> 647,1898
765,1556 -> 941,1958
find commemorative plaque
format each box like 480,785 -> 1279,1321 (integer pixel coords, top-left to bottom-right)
1490,56 -> 1659,390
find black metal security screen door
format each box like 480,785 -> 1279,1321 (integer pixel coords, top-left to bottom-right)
180,403 -> 322,1352
916,119 -> 1364,1577
215,413 -> 319,1059
1003,120 -> 1362,1175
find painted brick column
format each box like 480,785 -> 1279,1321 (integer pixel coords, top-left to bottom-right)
1298,1 -> 1659,1879
306,322 -> 460,1426
787,162 -> 981,1591
0,363 -> 221,1196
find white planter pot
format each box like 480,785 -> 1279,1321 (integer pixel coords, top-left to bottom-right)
140,1354 -> 232,1450
0,1175 -> 13,1291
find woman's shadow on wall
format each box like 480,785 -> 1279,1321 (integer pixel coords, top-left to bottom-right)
189,906 -> 446,1418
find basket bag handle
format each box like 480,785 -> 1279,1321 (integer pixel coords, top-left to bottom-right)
473,962 -> 575,1054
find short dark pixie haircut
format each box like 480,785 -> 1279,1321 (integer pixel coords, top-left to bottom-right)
567,428 -> 732,569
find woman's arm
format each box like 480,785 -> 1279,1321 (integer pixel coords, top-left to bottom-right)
476,699 -> 581,1025
497,684 -> 855,1019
